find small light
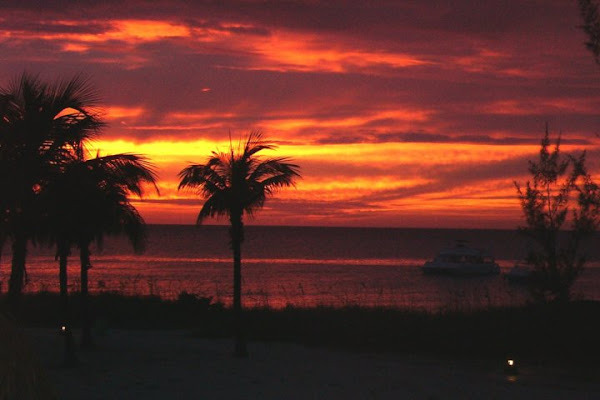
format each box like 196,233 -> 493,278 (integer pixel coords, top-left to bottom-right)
504,358 -> 518,376
61,326 -> 66,332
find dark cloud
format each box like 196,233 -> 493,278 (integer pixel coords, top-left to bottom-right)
0,19 -> 109,35
314,131 -> 592,146
356,155 -> 532,205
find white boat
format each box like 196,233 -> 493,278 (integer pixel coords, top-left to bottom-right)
422,240 -> 500,276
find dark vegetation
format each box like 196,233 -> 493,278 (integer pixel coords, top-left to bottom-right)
515,129 -> 600,302
8,292 -> 600,367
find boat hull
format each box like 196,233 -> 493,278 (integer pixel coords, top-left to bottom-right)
422,261 -> 500,276
504,265 -> 533,283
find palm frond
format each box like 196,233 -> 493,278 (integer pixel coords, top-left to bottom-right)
178,131 -> 301,225
197,192 -> 230,223
88,153 -> 159,197
242,131 -> 275,160
179,156 -> 230,197
250,158 -> 300,183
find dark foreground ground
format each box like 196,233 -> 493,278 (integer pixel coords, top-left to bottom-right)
5,293 -> 600,399
28,328 -> 600,399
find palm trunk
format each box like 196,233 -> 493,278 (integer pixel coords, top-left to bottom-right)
79,243 -> 93,348
8,232 -> 27,316
230,211 -> 247,357
0,232 -> 4,291
58,242 -> 77,366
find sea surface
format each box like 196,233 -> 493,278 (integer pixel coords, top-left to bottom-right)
2,225 -> 600,310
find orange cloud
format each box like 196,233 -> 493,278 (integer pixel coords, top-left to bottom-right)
38,19 -> 191,44
160,108 -> 433,140
3,15 -> 429,75
104,106 -> 145,120
62,43 -> 90,52
247,30 -> 431,73
273,177 -> 432,202
453,48 -> 505,73
277,142 -> 540,165
9,17 -> 430,74
264,109 -> 432,132
108,20 -> 190,41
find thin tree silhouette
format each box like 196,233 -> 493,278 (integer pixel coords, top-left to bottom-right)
178,131 -> 300,357
0,73 -> 102,314
515,128 -> 600,302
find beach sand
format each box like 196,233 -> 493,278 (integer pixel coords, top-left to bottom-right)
26,328 -> 599,399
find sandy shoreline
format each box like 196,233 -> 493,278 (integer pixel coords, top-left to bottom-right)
25,328 -> 599,399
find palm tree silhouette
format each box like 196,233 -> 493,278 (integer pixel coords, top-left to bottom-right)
43,151 -> 157,358
0,73 -> 102,313
179,132 -> 300,357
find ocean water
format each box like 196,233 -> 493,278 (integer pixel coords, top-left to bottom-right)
2,225 -> 600,310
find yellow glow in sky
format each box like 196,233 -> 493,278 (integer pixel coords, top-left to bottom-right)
85,136 -> 575,228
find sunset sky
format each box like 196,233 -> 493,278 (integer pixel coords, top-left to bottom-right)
2,0 -> 600,228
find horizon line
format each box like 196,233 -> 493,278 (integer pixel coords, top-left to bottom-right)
145,223 -> 523,231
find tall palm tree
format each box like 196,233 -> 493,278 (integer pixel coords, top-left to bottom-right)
43,152 -> 157,355
178,132 -> 300,357
0,73 -> 102,314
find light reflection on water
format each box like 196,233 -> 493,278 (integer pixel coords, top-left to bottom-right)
2,225 -> 599,310
8,256 -> 600,311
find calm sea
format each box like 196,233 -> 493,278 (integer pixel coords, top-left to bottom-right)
3,225 -> 600,310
